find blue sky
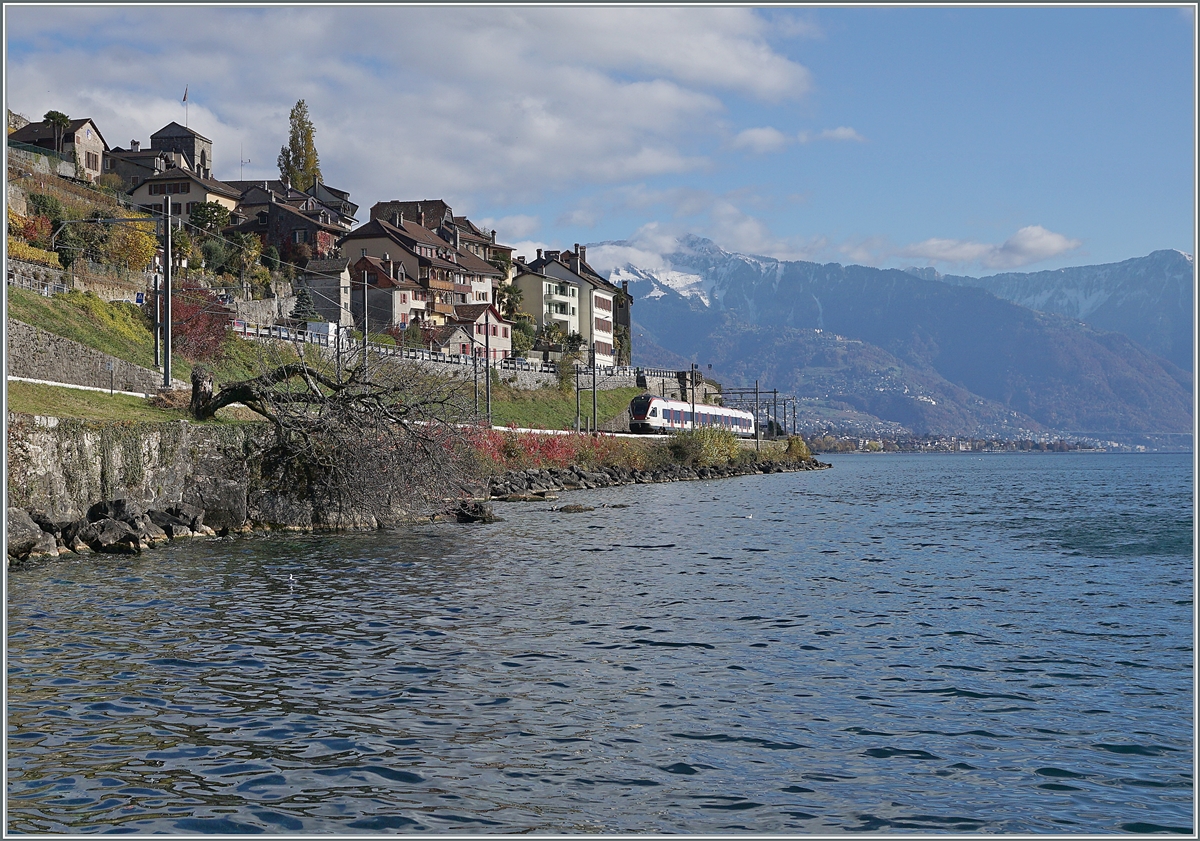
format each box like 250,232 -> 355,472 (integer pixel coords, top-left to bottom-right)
5,5 -> 1195,276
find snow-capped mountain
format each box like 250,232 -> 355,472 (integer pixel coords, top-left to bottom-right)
590,235 -> 1192,440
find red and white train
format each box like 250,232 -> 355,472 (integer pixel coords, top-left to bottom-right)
628,395 -> 757,437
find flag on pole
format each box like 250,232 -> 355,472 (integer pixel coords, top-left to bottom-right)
182,85 -> 188,102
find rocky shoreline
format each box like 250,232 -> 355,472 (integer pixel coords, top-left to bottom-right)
6,457 -> 829,566
486,457 -> 829,499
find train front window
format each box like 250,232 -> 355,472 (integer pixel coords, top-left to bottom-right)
649,408 -> 657,417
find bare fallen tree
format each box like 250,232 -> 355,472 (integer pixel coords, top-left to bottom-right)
189,347 -> 484,527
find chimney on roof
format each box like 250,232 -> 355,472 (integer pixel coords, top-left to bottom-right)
491,229 -> 496,243
579,245 -> 587,264
383,253 -> 392,279
283,174 -> 290,191
392,211 -> 401,227
537,248 -> 543,260
453,227 -> 460,250
130,140 -> 140,152
419,210 -> 426,227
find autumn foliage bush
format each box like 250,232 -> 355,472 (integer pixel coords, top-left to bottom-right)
470,427 -> 687,475
171,281 -> 233,361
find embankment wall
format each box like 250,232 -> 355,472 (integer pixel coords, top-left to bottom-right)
6,413 -> 273,528
7,319 -> 188,394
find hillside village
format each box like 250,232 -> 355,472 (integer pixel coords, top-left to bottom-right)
7,108 -> 1148,455
7,108 -> 634,369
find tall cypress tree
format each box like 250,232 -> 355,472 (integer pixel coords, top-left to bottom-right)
277,99 -> 323,192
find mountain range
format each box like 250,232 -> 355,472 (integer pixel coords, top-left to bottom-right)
600,235 -> 1192,442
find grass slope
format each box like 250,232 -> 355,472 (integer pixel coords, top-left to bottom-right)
6,381 -> 264,424
488,384 -> 644,430
8,286 -> 183,376
7,287 -> 300,386
8,381 -> 185,423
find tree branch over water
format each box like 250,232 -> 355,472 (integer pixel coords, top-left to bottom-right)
189,350 -> 482,526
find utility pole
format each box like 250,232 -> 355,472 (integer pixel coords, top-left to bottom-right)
575,365 -> 581,433
473,347 -> 479,418
485,308 -> 492,427
590,342 -> 597,434
773,389 -> 779,439
152,264 -> 160,370
690,363 -> 697,430
754,379 -> 760,453
162,196 -> 172,389
361,270 -> 369,379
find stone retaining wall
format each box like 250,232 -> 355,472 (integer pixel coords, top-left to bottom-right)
7,320 -> 188,394
6,413 -> 270,525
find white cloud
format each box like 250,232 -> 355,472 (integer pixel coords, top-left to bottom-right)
586,243 -> 673,276
988,225 -> 1083,269
797,126 -> 866,143
731,126 -> 791,155
4,7 -> 813,217
478,215 -> 541,241
509,240 -> 552,263
899,225 -> 1082,270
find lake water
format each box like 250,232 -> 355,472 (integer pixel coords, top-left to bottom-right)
6,453 -> 1193,834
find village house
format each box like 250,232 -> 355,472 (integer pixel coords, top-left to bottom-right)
103,141 -> 184,191
454,245 -> 504,304
305,181 -> 359,230
336,217 -> 469,324
347,254 -> 427,331
127,166 -> 242,219
297,256 -> 352,326
452,215 -> 515,277
223,187 -> 344,263
369,199 -> 516,299
510,260 -> 582,344
225,179 -> 357,232
9,117 -> 108,182
450,303 -> 513,361
421,323 -> 474,357
149,122 -> 213,179
527,244 -> 628,366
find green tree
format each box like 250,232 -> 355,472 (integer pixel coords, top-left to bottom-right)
493,281 -> 523,319
100,222 -> 158,273
42,110 -> 70,154
171,226 -> 193,268
188,201 -> 231,239
200,238 -> 230,274
226,231 -> 262,279
542,321 -> 565,347
277,99 -> 323,191
613,324 -> 631,365
262,244 -> 281,272
510,313 -> 535,356
291,286 -> 320,322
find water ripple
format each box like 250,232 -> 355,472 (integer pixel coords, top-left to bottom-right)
6,453 -> 1192,833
